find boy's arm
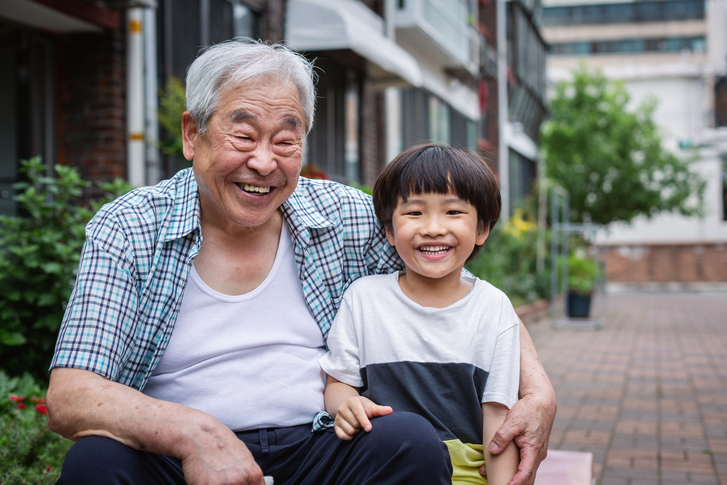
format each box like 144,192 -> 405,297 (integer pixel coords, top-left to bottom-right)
324,375 -> 393,440
483,402 -> 520,485
484,321 -> 556,485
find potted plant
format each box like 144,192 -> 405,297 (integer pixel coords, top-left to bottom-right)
566,253 -> 596,318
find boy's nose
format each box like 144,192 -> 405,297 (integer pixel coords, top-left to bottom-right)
422,216 -> 447,236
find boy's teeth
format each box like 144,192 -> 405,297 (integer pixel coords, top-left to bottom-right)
419,246 -> 449,254
240,184 -> 270,194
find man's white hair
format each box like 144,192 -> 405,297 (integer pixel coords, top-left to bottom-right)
185,38 -> 316,135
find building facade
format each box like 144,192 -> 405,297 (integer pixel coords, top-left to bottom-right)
479,0 -> 548,216
0,0 -> 547,218
541,0 -> 727,286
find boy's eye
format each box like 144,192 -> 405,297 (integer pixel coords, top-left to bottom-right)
447,210 -> 462,215
406,211 -> 422,216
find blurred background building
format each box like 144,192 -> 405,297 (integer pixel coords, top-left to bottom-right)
542,0 -> 727,288
0,0 -> 548,218
4,0 -> 724,287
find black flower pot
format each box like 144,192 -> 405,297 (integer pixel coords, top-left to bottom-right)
567,291 -> 592,318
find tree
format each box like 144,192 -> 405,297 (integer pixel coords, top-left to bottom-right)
541,66 -> 705,225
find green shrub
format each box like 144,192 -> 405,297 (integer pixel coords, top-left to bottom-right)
158,77 -> 188,163
466,207 -> 550,308
0,158 -> 132,381
567,253 -> 596,296
0,371 -> 72,484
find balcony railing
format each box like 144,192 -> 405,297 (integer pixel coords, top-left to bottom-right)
396,0 -> 478,73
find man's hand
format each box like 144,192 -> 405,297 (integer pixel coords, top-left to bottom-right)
180,433 -> 266,485
479,391 -> 557,485
333,396 -> 393,440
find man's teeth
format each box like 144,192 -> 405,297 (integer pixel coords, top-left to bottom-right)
419,246 -> 450,255
240,184 -> 270,194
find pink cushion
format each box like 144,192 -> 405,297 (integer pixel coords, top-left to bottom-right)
534,450 -> 593,485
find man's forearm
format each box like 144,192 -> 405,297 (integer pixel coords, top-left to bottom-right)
518,322 -> 556,405
47,367 -> 232,458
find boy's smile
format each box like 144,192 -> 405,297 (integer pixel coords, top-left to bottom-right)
385,191 -> 488,296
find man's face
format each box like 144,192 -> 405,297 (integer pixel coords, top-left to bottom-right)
182,77 -> 306,230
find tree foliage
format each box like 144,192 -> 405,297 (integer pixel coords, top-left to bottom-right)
541,66 -> 705,225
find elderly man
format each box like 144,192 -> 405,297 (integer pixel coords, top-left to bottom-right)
47,40 -> 555,485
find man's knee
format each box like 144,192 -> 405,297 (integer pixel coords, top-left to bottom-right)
58,436 -> 183,485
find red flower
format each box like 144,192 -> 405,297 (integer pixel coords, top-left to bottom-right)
30,396 -> 45,404
36,404 -> 48,415
45,465 -> 52,474
9,395 -> 26,402
17,403 -> 26,410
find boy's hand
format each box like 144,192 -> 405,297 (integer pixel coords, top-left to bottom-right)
333,396 -> 393,440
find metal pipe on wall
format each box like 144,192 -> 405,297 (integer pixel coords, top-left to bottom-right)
127,7 -> 145,187
497,0 -> 510,218
143,7 -> 161,185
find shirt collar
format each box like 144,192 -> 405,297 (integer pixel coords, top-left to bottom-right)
162,168 -> 202,242
281,178 -> 335,245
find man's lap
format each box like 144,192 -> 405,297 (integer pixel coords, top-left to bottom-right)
57,412 -> 453,485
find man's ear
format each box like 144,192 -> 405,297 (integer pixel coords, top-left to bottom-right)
181,112 -> 198,161
385,226 -> 395,247
476,226 -> 489,246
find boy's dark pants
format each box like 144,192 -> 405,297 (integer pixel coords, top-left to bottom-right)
57,411 -> 453,485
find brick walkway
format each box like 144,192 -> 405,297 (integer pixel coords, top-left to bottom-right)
527,292 -> 727,485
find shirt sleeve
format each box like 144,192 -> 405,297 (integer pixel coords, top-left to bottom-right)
318,296 -> 364,387
481,298 -> 520,409
49,221 -> 140,383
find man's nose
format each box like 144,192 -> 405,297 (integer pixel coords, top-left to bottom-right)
247,142 -> 276,176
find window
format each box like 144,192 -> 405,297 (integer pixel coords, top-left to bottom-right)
542,0 -> 705,26
549,36 -> 706,56
723,155 -> 727,221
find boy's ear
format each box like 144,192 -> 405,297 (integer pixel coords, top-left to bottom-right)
476,227 -> 489,246
385,226 -> 395,247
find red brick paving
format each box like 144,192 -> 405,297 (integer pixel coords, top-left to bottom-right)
527,292 -> 727,485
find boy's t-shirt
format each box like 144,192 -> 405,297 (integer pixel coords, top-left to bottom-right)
319,273 -> 520,484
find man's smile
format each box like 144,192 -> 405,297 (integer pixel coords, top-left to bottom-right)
238,183 -> 271,194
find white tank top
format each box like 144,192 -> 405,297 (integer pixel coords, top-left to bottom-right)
143,224 -> 327,431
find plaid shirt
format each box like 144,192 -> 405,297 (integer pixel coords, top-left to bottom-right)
50,168 -> 402,391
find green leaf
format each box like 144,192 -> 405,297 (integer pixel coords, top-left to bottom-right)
0,330 -> 27,346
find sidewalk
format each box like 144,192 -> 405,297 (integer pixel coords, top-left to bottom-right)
527,292 -> 727,485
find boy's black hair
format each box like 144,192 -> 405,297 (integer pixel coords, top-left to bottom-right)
373,143 -> 501,262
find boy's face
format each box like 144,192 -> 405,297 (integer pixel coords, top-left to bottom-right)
385,191 -> 488,283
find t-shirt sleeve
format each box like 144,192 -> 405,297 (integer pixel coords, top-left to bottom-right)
319,297 -> 364,387
481,297 -> 520,409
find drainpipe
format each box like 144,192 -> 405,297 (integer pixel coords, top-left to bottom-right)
127,8 -> 145,187
497,0 -> 510,218
144,7 -> 161,185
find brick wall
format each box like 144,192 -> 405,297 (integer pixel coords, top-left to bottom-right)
478,0 -> 500,176
361,79 -> 385,189
262,0 -> 286,42
58,30 -> 126,198
605,243 -> 727,283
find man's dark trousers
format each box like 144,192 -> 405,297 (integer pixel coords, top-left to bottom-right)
57,412 -> 453,484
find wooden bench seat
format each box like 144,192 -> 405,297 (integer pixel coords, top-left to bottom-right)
534,450 -> 593,485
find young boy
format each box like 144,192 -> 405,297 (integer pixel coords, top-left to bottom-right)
319,144 -> 521,485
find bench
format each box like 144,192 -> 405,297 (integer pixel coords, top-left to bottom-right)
534,450 -> 593,485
